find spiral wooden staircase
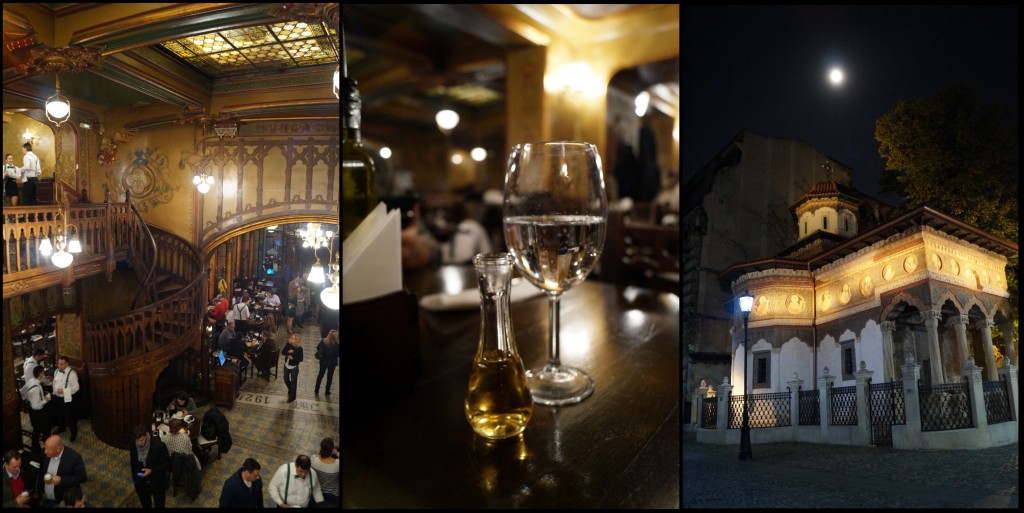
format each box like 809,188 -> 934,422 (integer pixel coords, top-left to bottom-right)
4,190 -> 207,450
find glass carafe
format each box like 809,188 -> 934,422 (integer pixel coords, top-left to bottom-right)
465,253 -> 534,439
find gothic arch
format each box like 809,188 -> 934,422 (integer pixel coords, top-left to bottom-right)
962,295 -> 989,319
880,291 -> 929,321
932,290 -> 965,314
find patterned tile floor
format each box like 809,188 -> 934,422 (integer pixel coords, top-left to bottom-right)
21,323 -> 339,507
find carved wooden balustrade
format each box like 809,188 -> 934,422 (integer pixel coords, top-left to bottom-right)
3,199 -> 132,298
84,225 -> 207,449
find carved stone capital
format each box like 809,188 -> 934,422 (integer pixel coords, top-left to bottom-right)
978,319 -> 997,330
880,320 -> 897,333
921,309 -> 943,322
946,314 -> 969,327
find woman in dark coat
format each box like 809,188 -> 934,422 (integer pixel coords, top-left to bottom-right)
314,329 -> 339,396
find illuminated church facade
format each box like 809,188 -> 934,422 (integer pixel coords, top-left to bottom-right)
717,179 -> 1018,397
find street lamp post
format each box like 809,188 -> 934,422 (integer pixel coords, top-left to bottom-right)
738,290 -> 754,460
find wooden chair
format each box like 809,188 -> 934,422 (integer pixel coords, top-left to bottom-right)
599,209 -> 680,295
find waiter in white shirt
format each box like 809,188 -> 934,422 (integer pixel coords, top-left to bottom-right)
4,152 -> 20,206
20,142 -> 40,205
268,455 -> 323,508
53,356 -> 81,442
23,347 -> 45,378
20,365 -> 52,453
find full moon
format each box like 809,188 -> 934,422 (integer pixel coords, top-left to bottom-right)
829,67 -> 844,85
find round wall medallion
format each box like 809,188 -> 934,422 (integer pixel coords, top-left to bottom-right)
882,263 -> 895,281
839,283 -> 851,305
949,259 -> 960,276
754,295 -> 770,316
820,291 -> 832,311
929,253 -> 942,271
980,269 -> 990,285
786,294 -> 805,314
904,254 -> 918,273
860,275 -> 874,297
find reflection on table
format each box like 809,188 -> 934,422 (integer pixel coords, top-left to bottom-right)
344,266 -> 680,508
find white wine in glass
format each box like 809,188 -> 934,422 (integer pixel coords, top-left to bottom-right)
503,142 -> 607,406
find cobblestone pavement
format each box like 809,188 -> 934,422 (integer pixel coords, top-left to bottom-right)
683,432 -> 1018,508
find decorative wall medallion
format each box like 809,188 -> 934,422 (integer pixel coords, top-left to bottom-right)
839,283 -> 851,305
904,254 -> 918,273
108,147 -> 181,214
820,291 -> 832,311
882,263 -> 895,281
980,269 -> 989,285
949,259 -> 960,276
754,295 -> 769,316
929,253 -> 942,271
786,294 -> 805,314
860,275 -> 874,297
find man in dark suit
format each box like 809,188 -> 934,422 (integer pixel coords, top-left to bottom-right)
219,457 -> 263,508
129,424 -> 170,508
37,435 -> 87,508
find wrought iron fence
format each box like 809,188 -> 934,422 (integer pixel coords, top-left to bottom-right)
798,389 -> 820,425
867,380 -> 905,446
829,385 -> 858,425
728,392 -> 791,428
982,379 -> 1011,425
919,380 -> 972,431
701,396 -> 717,429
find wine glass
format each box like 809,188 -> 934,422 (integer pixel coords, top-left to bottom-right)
503,141 -> 607,406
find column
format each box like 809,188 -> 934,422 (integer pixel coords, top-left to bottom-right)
978,319 -> 998,381
692,380 -> 710,425
715,380 -> 734,433
853,361 -> 874,445
997,361 -> 1018,422
817,367 -> 836,440
998,320 -> 1017,368
880,320 -> 897,381
922,309 -> 945,384
787,373 -> 803,429
900,353 -> 923,447
947,314 -> 970,371
961,357 -> 986,430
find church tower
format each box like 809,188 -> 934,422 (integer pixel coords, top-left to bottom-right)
792,160 -> 862,240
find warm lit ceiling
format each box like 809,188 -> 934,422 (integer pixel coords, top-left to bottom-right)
159,21 -> 339,78
2,4 -> 339,120
344,4 -> 678,148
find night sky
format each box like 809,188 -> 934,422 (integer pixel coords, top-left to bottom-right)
682,6 -> 1019,205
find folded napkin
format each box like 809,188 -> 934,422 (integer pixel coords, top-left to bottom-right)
343,202 -> 403,304
419,278 -> 544,311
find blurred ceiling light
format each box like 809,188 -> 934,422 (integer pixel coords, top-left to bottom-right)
379,146 -> 392,159
635,91 -> 650,117
451,153 -> 464,165
471,147 -> 487,162
435,109 -> 459,132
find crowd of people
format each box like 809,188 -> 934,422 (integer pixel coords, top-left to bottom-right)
3,143 -> 42,207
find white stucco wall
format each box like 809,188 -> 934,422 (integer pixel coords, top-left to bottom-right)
818,334 -> 840,383
779,338 -> 813,388
859,320 -> 885,381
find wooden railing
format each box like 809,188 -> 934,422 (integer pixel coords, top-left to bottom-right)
3,195 -> 133,298
127,191 -> 158,310
83,225 -> 207,449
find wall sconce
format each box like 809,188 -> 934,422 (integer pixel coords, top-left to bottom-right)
22,129 -> 33,142
213,122 -> 237,139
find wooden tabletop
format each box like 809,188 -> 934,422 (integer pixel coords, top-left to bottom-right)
342,265 -> 680,508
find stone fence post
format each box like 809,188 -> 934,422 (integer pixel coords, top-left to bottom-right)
716,378 -> 734,432
692,380 -> 711,425
854,361 -> 874,445
787,373 -> 803,428
901,354 -> 922,435
997,362 -> 1018,422
817,367 -> 836,438
962,357 -> 986,430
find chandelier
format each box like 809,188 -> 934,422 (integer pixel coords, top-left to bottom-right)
39,198 -> 81,268
298,223 -> 334,284
192,171 -> 215,194
319,249 -> 339,310
45,74 -> 72,127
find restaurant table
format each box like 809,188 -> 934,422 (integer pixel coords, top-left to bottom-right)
156,413 -> 201,442
342,265 -> 680,508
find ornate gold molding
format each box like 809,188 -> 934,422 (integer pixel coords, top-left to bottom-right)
15,46 -> 102,76
272,3 -> 339,27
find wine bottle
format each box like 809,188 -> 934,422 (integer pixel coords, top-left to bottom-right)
342,76 -> 377,240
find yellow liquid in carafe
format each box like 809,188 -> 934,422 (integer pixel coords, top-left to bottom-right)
465,350 -> 533,439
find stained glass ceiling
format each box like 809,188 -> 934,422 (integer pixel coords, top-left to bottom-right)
159,21 -> 339,77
